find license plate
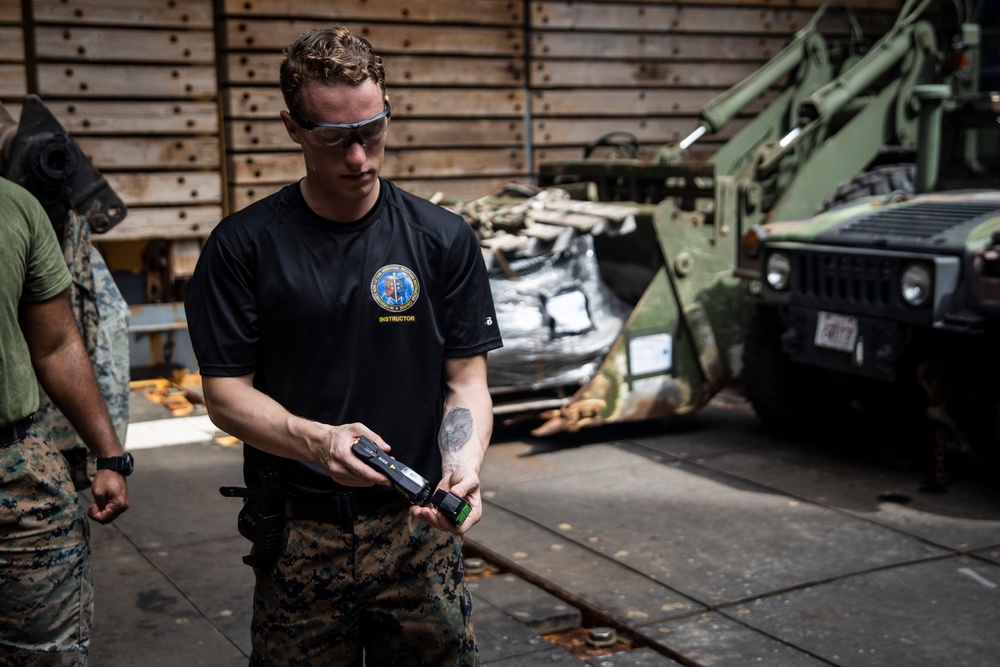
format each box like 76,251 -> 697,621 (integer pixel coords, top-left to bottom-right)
814,311 -> 859,352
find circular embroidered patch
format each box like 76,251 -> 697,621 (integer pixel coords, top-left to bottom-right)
371,264 -> 419,312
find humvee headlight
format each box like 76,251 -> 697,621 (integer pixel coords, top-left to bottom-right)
900,263 -> 932,307
765,252 -> 792,291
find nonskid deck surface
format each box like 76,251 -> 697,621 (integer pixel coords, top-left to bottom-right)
87,388 -> 1000,666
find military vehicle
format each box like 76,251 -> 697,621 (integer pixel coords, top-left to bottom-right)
738,0 -> 1000,471
462,0 -> 993,437
457,0 -> 880,433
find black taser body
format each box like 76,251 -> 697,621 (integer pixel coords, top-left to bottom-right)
351,436 -> 431,505
352,436 -> 472,525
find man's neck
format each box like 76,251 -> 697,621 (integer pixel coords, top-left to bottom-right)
300,178 -> 380,223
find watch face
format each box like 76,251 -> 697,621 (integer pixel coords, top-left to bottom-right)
122,452 -> 135,474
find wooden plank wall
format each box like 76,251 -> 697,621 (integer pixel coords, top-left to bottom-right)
4,0 -> 901,246
218,0 -> 529,208
0,1 -> 25,101
218,0 -> 898,209
525,0 -> 896,172
530,1 -> 826,166
5,0 -> 223,243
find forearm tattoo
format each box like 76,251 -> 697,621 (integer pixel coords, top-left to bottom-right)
440,407 -> 473,452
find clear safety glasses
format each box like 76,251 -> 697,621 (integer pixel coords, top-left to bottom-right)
290,101 -> 391,149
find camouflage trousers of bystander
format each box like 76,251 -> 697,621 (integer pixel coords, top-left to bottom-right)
0,428 -> 93,667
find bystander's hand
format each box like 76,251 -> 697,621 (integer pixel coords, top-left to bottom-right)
87,469 -> 129,524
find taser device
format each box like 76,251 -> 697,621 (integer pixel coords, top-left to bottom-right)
352,436 -> 472,525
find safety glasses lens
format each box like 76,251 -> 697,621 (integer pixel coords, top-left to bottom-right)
313,116 -> 389,147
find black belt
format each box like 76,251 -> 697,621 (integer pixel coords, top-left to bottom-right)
286,492 -> 358,523
0,415 -> 33,447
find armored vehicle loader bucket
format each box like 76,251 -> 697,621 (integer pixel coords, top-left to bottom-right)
530,197 -> 751,435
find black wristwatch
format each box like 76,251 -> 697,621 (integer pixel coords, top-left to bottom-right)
96,452 -> 134,477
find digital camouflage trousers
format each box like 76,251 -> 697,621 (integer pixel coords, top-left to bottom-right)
0,430 -> 93,666
249,502 -> 477,667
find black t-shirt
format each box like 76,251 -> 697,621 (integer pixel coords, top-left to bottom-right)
185,179 -> 502,509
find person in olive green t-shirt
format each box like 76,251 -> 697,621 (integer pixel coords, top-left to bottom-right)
0,176 -> 130,664
0,178 -> 72,424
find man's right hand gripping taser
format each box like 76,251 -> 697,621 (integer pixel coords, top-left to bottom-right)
352,436 -> 472,525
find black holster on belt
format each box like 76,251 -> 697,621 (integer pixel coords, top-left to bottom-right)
219,467 -> 284,570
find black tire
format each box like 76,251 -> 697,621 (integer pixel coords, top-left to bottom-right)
823,163 -> 917,210
741,307 -> 820,437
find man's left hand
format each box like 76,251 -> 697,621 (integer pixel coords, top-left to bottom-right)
410,468 -> 481,535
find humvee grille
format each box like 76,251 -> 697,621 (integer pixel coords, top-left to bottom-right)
793,252 -> 898,310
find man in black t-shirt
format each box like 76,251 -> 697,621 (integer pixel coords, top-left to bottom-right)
185,26 -> 501,667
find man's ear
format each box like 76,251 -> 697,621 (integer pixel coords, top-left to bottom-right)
279,110 -> 302,145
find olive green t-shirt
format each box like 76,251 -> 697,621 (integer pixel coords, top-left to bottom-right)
0,178 -> 73,426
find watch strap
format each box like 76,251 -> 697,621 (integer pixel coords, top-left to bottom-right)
96,452 -> 134,476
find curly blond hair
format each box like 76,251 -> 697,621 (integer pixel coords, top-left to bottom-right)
279,26 -> 386,116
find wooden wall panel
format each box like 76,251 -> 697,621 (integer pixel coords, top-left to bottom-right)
532,88 -> 773,117
0,65 -> 27,99
0,1 -> 25,101
535,3 -> 809,33
95,205 -> 223,241
106,172 -> 222,205
223,0 -> 524,25
527,0 -> 895,158
0,27 -> 23,60
25,0 -> 222,245
532,60 -> 762,88
32,0 -> 214,27
217,4 -> 529,207
75,137 -> 221,169
8,0 -> 901,249
534,32 -> 791,60
37,64 -> 218,98
34,26 -> 216,62
47,101 -> 219,135
0,0 -> 20,20
225,22 -> 524,57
